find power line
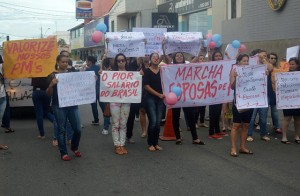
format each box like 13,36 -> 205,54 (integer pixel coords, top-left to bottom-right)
0,1 -> 75,13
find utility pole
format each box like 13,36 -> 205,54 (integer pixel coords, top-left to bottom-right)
40,26 -> 43,38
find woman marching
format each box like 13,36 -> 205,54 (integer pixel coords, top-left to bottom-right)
162,40 -> 205,146
46,54 -> 82,161
143,52 -> 165,151
229,54 -> 254,157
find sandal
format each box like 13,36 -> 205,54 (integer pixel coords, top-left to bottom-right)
230,152 -> 238,157
72,150 -> 82,157
192,140 -> 205,145
0,144 -> 8,150
61,154 -> 71,161
4,128 -> 15,133
155,145 -> 163,151
294,139 -> 300,144
281,140 -> 291,144
239,149 -> 254,155
175,139 -> 182,145
148,145 -> 156,152
52,139 -> 58,147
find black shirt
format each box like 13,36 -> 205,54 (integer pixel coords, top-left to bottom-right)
143,68 -> 163,94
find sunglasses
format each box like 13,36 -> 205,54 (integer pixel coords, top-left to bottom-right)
117,59 -> 125,63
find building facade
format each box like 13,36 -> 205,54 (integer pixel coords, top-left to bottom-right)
222,0 -> 300,59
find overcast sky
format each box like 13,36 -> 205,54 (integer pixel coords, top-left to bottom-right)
0,0 -> 83,44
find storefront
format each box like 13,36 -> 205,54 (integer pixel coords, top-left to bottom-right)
157,0 -> 212,34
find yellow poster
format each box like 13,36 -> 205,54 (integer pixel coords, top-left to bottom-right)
2,37 -> 58,79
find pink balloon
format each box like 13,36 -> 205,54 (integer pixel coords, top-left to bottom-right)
165,92 -> 178,105
92,31 -> 103,43
208,41 -> 216,49
206,33 -> 213,39
240,44 -> 247,53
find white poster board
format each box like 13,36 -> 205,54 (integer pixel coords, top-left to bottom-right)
100,71 -> 142,103
224,44 -> 238,60
164,32 -> 202,56
235,64 -> 268,109
275,71 -> 300,109
106,32 -> 146,58
161,60 -> 235,108
132,27 -> 167,55
286,46 -> 300,61
56,71 -> 96,107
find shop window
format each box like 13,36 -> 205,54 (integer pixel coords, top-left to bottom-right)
188,11 -> 208,35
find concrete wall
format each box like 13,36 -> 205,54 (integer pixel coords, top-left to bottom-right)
221,0 -> 300,60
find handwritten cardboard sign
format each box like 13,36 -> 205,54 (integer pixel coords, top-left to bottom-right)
286,45 -> 300,61
100,71 -> 142,103
2,38 -> 58,79
106,32 -> 146,58
56,71 -> 96,107
164,32 -> 202,56
132,27 -> 167,55
235,65 -> 268,109
160,60 -> 235,108
224,44 -> 238,60
275,71 -> 300,109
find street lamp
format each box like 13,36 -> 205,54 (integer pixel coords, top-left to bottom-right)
40,27 -> 51,38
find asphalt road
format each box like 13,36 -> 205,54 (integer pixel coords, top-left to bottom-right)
1,105 -> 300,196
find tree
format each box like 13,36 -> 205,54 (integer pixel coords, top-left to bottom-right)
57,38 -> 67,47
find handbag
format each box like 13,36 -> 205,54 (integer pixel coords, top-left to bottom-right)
103,103 -> 111,117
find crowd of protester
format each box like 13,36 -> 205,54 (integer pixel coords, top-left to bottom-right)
1,43 -> 299,161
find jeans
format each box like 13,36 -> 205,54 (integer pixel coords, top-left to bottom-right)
144,94 -> 164,146
209,104 -> 222,135
52,105 -> 81,156
126,103 -> 140,139
91,101 -> 99,123
0,97 -> 7,122
99,102 -> 110,130
32,90 -> 58,138
2,95 -> 11,128
195,106 -> 206,124
248,107 -> 268,137
270,105 -> 280,129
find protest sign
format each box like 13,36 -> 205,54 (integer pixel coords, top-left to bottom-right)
56,71 -> 96,107
164,32 -> 202,56
100,71 -> 142,103
235,65 -> 268,109
224,44 -> 238,60
2,38 -> 58,79
160,60 -> 235,108
106,32 -> 145,58
132,27 -> 167,55
275,71 -> 300,109
286,46 -> 300,61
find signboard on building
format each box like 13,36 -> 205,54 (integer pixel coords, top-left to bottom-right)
152,13 -> 178,32
76,0 -> 93,19
158,0 -> 211,15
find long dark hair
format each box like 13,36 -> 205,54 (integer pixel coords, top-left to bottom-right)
236,54 -> 249,64
55,54 -> 67,70
113,53 -> 128,71
212,51 -> 223,61
172,52 -> 185,64
289,57 -> 300,71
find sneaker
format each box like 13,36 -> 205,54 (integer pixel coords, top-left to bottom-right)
208,134 -> 223,139
127,138 -> 135,144
217,132 -> 229,136
261,136 -> 270,141
247,136 -> 254,142
102,129 -> 108,135
199,123 -> 208,128
91,121 -> 99,125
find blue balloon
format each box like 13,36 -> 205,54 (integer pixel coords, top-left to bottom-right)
203,40 -> 208,47
216,41 -> 222,48
96,23 -> 107,33
212,34 -> 221,42
171,86 -> 182,97
232,40 -> 241,48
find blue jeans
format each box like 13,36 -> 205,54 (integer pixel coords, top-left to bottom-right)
52,105 -> 81,157
270,105 -> 280,129
100,102 -> 110,130
144,94 -> 164,146
248,107 -> 268,137
0,96 -> 7,122
32,90 -> 58,138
